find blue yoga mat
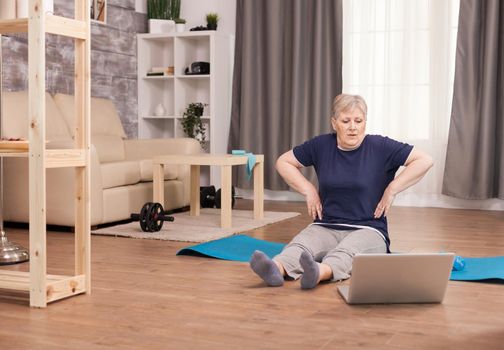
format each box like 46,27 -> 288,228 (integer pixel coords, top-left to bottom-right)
177,236 -> 504,282
177,234 -> 286,262
450,256 -> 504,281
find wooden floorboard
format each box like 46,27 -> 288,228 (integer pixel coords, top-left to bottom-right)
0,200 -> 503,349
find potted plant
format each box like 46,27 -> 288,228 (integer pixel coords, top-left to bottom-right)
181,102 -> 207,148
206,13 -> 219,30
170,0 -> 181,20
147,0 -> 180,33
175,18 -> 186,32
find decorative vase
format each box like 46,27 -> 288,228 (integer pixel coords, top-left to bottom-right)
176,23 -> 185,33
154,103 -> 166,117
149,19 -> 175,34
207,23 -> 217,31
0,0 -> 16,20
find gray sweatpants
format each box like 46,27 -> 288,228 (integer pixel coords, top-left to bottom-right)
274,224 -> 387,281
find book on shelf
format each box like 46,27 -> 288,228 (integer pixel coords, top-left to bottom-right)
148,66 -> 174,76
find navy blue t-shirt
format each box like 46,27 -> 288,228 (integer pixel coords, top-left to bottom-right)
293,133 -> 413,247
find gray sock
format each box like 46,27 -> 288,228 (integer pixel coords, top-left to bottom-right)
250,250 -> 284,287
300,251 -> 320,290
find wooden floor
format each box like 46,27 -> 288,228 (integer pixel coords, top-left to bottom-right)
1,200 -> 503,350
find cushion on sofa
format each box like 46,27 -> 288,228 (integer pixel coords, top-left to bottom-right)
53,93 -> 127,138
101,160 -> 141,190
3,91 -> 72,141
138,159 -> 178,182
92,134 -> 126,163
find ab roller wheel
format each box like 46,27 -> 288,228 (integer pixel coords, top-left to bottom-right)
131,202 -> 174,232
131,185 -> 237,233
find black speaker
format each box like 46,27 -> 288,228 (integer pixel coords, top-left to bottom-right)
185,61 -> 210,75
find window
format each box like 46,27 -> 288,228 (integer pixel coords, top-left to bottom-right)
342,0 -> 460,141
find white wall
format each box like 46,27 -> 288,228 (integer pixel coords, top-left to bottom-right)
136,0 -> 237,35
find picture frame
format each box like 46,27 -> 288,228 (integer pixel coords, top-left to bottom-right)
90,0 -> 106,23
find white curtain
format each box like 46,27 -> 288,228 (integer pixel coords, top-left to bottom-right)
342,0 -> 501,209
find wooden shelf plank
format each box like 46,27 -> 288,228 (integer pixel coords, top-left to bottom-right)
45,15 -> 87,39
0,270 -> 64,280
45,149 -> 86,168
0,280 -> 28,291
0,271 -> 78,297
0,18 -> 28,34
46,275 -> 86,303
0,16 -> 87,39
0,148 -> 88,164
0,151 -> 29,157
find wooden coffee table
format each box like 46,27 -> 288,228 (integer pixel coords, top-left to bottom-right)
152,154 -> 264,228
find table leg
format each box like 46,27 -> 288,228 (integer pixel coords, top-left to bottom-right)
190,165 -> 200,216
253,160 -> 264,220
153,162 -> 164,205
221,165 -> 232,228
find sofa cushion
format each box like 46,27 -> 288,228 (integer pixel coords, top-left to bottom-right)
138,159 -> 178,182
101,160 -> 141,190
3,90 -> 72,141
92,134 -> 126,163
53,93 -> 127,138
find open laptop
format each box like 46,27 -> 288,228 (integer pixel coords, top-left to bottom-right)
337,253 -> 454,304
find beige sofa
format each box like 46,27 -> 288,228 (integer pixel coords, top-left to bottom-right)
2,91 -> 200,227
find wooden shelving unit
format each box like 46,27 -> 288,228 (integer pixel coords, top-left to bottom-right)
0,0 -> 91,307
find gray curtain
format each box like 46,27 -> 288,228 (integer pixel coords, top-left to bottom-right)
229,0 -> 343,190
443,0 -> 504,199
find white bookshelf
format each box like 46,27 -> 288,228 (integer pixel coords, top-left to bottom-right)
137,31 -> 233,185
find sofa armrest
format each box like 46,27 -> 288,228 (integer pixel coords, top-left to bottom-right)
123,138 -> 201,205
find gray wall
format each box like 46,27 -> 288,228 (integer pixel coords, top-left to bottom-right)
1,0 -> 147,138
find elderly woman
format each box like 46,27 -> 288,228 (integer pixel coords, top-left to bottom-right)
250,94 -> 434,289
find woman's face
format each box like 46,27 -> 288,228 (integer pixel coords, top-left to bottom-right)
331,108 -> 366,150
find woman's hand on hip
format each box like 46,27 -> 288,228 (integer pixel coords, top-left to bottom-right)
275,150 -> 322,220
374,187 -> 396,218
305,188 -> 322,220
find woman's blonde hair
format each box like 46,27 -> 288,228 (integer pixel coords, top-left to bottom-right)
331,94 -> 367,120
